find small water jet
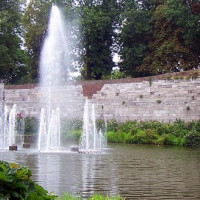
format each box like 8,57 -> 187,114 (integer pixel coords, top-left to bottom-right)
79,100 -> 107,153
0,104 -> 24,150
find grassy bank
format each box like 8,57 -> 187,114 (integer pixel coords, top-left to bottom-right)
0,161 -> 122,200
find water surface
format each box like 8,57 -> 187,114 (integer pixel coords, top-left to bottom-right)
1,144 -> 200,199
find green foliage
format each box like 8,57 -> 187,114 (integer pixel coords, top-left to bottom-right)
185,130 -> 200,146
80,1 -> 116,80
61,119 -> 82,134
140,0 -> 200,76
57,193 -> 123,200
156,99 -> 162,104
107,119 -> 119,132
88,194 -> 122,200
107,131 -> 126,143
60,119 -> 82,143
23,0 -> 51,81
106,119 -> 200,147
0,161 -> 55,200
0,0 -> 30,84
119,0 -> 153,77
57,193 -> 80,200
65,130 -> 82,142
110,69 -> 126,79
24,117 -> 38,135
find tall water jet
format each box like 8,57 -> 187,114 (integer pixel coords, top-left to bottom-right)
38,5 -> 68,151
79,100 -> 107,153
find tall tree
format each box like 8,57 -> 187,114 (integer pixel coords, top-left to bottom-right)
140,0 -> 199,75
0,0 -> 29,83
23,0 -> 51,81
165,0 -> 200,68
79,0 -> 116,79
23,0 -> 80,81
119,0 -> 154,77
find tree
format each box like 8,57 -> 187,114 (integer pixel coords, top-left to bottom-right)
79,0 -> 116,80
0,0 -> 29,83
140,0 -> 199,75
165,0 -> 200,68
119,0 -> 154,77
23,0 -> 51,81
23,0 -> 80,81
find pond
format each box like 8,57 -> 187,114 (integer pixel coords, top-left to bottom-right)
1,144 -> 200,199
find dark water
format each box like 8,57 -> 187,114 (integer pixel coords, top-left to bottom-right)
1,144 -> 200,199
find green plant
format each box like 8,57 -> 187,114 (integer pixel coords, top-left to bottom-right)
107,119 -> 119,132
147,77 -> 153,86
24,117 -> 38,135
65,130 -> 82,142
107,131 -> 126,143
185,131 -> 200,146
186,106 -> 190,111
57,194 -> 123,200
156,99 -> 162,104
139,94 -> 143,99
57,194 -> 80,200
0,161 -> 55,199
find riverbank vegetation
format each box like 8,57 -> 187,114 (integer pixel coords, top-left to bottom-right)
105,120 -> 200,146
24,118 -> 200,147
0,161 -> 123,200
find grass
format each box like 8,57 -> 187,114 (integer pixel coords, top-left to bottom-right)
57,194 -> 123,200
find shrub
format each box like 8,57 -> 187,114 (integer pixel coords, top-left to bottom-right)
107,131 -> 126,143
24,117 -> 38,135
65,130 -> 82,142
107,119 -> 119,132
132,129 -> 158,144
0,161 -> 55,200
185,131 -> 200,146
118,121 -> 137,135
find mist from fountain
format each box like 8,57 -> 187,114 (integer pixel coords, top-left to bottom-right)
38,5 -> 69,152
79,100 -> 107,153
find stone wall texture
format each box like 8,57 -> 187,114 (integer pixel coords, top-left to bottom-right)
1,78 -> 200,122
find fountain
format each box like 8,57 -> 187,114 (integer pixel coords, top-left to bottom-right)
0,104 -> 24,150
38,5 -> 68,152
79,99 -> 107,153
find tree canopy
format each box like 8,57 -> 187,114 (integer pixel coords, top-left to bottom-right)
0,0 -> 200,83
0,0 -> 29,83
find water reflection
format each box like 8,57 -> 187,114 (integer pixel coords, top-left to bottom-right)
0,145 -> 200,199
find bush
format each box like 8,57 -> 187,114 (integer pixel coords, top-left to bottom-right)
105,119 -> 200,146
107,131 -> 126,143
107,119 -> 119,132
0,161 -> 55,200
185,131 -> 200,146
65,130 -> 82,142
118,121 -> 138,135
24,117 -> 38,135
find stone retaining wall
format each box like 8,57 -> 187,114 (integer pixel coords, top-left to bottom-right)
1,78 -> 200,122
92,78 -> 200,122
